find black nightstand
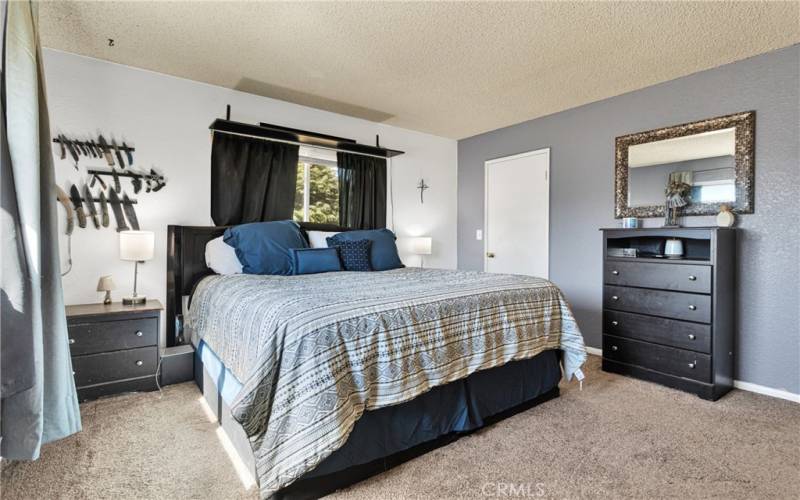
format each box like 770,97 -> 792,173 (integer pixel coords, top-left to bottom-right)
66,300 -> 162,402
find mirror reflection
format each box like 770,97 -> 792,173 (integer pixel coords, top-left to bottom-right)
627,128 -> 736,208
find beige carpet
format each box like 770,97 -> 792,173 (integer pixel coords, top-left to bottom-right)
3,355 -> 799,499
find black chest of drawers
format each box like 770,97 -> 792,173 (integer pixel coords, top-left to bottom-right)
600,228 -> 735,400
66,300 -> 162,401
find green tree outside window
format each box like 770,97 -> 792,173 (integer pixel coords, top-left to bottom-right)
294,163 -> 339,224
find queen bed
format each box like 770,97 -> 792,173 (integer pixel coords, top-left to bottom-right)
166,224 -> 586,500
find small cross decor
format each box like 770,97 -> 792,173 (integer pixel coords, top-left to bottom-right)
417,178 -> 429,204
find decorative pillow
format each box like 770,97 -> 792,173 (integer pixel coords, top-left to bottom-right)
328,239 -> 372,272
223,220 -> 308,275
289,247 -> 342,275
306,230 -> 339,249
327,229 -> 403,271
205,236 -> 243,275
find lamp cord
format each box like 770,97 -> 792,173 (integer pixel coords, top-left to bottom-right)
61,233 -> 72,276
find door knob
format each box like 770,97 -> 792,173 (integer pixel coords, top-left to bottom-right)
486,252 -> 495,258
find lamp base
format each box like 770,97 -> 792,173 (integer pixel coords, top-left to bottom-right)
122,295 -> 147,306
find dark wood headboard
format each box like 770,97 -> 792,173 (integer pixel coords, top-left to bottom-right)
166,222 -> 350,346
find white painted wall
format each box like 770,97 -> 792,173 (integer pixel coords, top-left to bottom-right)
44,49 -> 458,333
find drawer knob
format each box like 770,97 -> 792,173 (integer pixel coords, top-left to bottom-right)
688,305 -> 697,311
688,275 -> 697,281
135,360 -> 144,367
688,362 -> 696,369
611,320 -> 619,326
611,270 -> 619,275
135,330 -> 143,337
688,334 -> 696,340
611,295 -> 619,301
69,338 -> 75,344
611,345 -> 618,351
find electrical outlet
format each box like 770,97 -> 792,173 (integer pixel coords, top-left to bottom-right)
476,229 -> 483,241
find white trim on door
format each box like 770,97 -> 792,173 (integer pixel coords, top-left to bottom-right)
483,148 -> 550,276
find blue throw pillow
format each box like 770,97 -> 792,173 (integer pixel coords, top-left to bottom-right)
327,229 -> 403,271
289,247 -> 342,275
223,220 -> 307,275
328,239 -> 372,271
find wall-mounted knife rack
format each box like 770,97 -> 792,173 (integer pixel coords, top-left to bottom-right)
87,168 -> 166,193
52,138 -> 135,153
52,134 -> 135,169
70,196 -> 138,205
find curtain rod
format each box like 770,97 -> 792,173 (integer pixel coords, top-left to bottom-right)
209,115 -> 404,159
211,129 -> 395,160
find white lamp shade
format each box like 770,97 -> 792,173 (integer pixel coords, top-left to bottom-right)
96,275 -> 116,291
410,237 -> 432,255
119,231 -> 155,261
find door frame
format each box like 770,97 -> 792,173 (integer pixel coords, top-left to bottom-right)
483,148 -> 550,277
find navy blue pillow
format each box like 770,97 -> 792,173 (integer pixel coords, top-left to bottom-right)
223,220 -> 307,275
289,247 -> 342,275
328,239 -> 372,271
327,229 -> 403,271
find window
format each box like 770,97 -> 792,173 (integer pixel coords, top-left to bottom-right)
294,147 -> 339,224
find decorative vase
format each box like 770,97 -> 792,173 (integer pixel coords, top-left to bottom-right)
664,238 -> 684,259
716,204 -> 735,227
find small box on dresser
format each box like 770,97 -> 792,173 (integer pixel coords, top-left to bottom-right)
600,227 -> 735,401
66,300 -> 162,402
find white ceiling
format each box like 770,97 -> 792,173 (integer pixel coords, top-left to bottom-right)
38,1 -> 800,139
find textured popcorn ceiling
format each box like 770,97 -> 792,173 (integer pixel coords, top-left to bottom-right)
38,1 -> 800,139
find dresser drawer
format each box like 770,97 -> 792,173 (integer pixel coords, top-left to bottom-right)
604,285 -> 711,323
72,347 -> 158,387
68,317 -> 157,356
603,335 -> 711,382
604,260 -> 711,294
604,310 -> 711,353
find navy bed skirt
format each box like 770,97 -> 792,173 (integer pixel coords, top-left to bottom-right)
277,349 -> 562,499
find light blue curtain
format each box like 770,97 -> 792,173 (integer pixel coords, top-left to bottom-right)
1,0 -> 81,459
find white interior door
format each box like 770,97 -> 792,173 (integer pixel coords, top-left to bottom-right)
484,149 -> 549,278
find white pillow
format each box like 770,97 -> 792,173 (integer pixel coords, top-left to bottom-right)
306,230 -> 340,249
205,236 -> 243,275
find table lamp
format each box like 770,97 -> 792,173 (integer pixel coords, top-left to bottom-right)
119,230 -> 154,305
96,275 -> 116,305
410,237 -> 432,268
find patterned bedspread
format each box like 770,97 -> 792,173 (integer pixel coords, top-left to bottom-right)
186,267 -> 586,498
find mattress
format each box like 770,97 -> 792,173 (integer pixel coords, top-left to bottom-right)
195,339 -> 242,405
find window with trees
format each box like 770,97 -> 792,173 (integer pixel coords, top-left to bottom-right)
293,160 -> 339,224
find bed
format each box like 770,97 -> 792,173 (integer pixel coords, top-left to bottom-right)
166,224 -> 586,499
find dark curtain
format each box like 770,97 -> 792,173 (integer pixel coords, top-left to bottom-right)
210,133 -> 299,226
337,152 -> 387,230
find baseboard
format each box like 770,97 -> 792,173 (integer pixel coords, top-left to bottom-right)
585,346 -> 603,357
733,380 -> 800,403
585,346 -> 799,403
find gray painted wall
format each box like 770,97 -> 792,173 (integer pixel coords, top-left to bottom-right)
457,45 -> 799,394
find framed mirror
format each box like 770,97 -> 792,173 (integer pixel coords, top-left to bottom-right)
615,111 -> 755,218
